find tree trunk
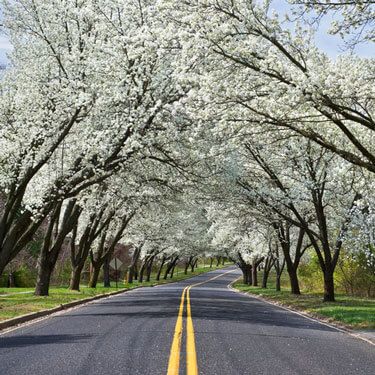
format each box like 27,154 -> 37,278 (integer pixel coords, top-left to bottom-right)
241,267 -> 249,284
103,257 -> 110,287
216,256 -> 221,267
35,260 -> 54,296
127,265 -> 134,284
276,274 -> 281,291
156,257 -> 166,281
210,258 -> 213,268
8,272 -> 15,288
252,260 -> 258,287
262,267 -> 269,289
146,256 -> 154,282
127,246 -> 142,284
190,258 -> 197,272
88,263 -> 101,288
240,264 -> 252,285
184,261 -> 189,274
139,260 -> 147,283
262,257 -> 272,289
69,264 -> 84,291
170,264 -> 176,279
164,257 -> 177,280
323,270 -> 335,302
288,267 -> 301,295
35,199 -> 81,296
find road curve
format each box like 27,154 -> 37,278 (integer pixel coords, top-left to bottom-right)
0,267 -> 374,375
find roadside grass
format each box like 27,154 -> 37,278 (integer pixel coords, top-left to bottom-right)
234,272 -> 375,330
0,263 -> 228,322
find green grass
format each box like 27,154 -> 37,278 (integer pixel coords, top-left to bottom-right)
0,264 -> 228,322
234,272 -> 375,330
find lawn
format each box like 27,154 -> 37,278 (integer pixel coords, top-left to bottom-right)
0,264 -> 227,322
234,273 -> 375,330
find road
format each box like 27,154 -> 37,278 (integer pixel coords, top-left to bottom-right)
0,267 -> 374,375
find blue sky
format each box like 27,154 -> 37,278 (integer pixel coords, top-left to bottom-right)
0,34 -> 11,64
270,0 -> 374,58
0,0 -> 373,64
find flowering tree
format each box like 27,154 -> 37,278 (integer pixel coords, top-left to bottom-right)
164,0 -> 374,174
0,0 -> 187,277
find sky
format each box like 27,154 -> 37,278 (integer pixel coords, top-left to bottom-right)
0,35 -> 11,65
0,0 -> 373,64
270,0 -> 374,58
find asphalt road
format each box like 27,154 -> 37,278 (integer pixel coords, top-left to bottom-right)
0,267 -> 374,375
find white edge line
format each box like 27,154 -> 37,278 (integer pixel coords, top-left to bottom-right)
227,277 -> 375,348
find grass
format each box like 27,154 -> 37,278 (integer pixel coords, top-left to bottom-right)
0,263 -> 228,322
234,272 -> 375,330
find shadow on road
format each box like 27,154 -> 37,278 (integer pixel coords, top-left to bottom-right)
61,282 -> 336,333
0,334 -> 93,348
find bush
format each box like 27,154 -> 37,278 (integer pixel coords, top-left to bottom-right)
14,266 -> 37,287
336,250 -> 375,298
298,253 -> 323,292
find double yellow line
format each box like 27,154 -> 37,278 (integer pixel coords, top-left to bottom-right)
167,285 -> 197,375
166,270 -> 234,375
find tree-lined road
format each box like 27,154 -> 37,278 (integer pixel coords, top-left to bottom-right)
0,267 -> 374,375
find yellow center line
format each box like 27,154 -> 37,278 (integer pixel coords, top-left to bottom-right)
186,286 -> 198,375
167,287 -> 187,375
167,269 -> 235,375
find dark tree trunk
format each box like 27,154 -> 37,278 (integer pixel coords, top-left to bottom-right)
262,267 -> 269,289
69,264 -> 85,291
170,263 -> 177,278
323,269 -> 335,302
103,257 -> 110,287
262,256 -> 273,289
273,244 -> 285,292
146,256 -> 154,282
35,200 -> 81,296
216,256 -> 221,267
35,261 -> 54,296
127,246 -> 142,284
156,257 -> 166,281
164,257 -> 178,280
88,263 -> 101,288
139,260 -> 147,283
288,267 -> 301,295
241,267 -> 248,284
210,258 -> 213,268
190,258 -> 197,272
88,212 -> 134,288
240,264 -> 252,285
252,260 -> 258,287
184,260 -> 190,275
276,274 -> 281,291
127,265 -> 135,284
8,272 -> 15,288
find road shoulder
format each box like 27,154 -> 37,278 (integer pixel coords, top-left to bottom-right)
228,280 -> 375,347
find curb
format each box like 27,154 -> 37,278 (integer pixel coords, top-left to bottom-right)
227,280 -> 375,347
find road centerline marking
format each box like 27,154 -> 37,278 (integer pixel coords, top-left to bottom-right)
186,286 -> 198,375
167,287 -> 188,375
167,268 -> 236,375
